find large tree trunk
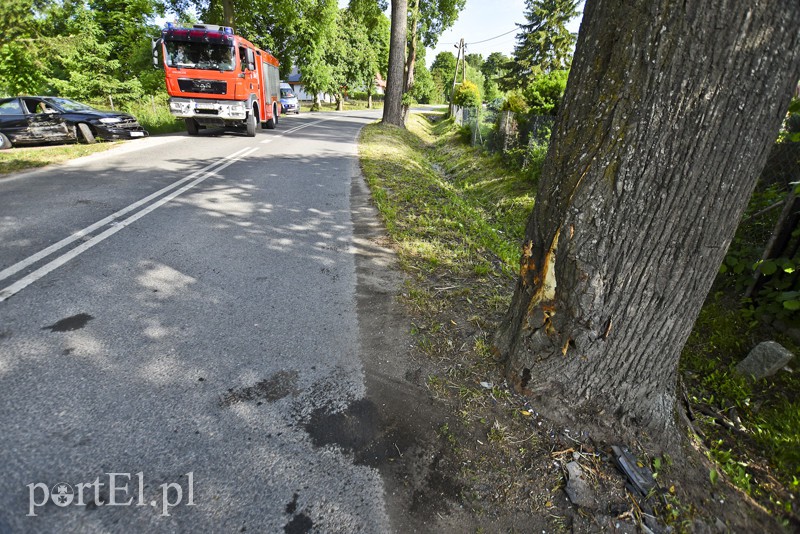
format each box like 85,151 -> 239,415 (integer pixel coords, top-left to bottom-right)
382,0 -> 408,127
401,0 -> 420,124
222,0 -> 234,29
494,0 -> 800,441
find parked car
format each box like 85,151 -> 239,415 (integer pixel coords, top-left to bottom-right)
279,83 -> 300,115
0,96 -> 149,149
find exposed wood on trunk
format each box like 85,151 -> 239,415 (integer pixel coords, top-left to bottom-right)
493,0 -> 800,442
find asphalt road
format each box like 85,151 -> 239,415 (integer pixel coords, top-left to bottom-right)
0,110 -> 402,533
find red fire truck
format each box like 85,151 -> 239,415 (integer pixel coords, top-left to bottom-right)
153,24 -> 280,136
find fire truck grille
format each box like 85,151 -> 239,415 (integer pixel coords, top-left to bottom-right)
178,79 -> 227,94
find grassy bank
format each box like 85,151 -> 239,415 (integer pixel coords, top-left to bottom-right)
0,143 -> 120,176
358,111 -> 799,528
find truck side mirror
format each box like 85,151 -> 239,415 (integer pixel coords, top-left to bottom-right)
151,38 -> 162,69
246,48 -> 255,71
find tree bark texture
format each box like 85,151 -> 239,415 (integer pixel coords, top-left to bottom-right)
401,0 -> 420,125
223,0 -> 235,29
494,0 -> 800,438
382,0 -> 408,127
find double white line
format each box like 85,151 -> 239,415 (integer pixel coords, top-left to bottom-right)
0,146 -> 259,302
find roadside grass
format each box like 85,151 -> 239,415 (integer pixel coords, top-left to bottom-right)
360,114 -> 531,280
0,142 -> 120,175
359,111 -> 799,528
314,99 -> 383,113
123,97 -> 184,135
359,113 -> 567,525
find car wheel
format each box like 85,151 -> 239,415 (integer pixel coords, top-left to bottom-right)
185,118 -> 199,135
0,132 -> 11,149
77,123 -> 96,144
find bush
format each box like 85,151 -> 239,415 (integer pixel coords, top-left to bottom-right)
453,81 -> 481,109
502,90 -> 528,114
523,70 -> 569,115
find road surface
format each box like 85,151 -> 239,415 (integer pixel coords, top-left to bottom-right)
0,111 -> 441,533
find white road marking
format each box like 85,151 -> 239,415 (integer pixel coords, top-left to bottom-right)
260,117 -> 332,144
0,147 -> 259,302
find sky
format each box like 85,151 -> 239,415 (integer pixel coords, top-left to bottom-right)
424,0 -> 585,67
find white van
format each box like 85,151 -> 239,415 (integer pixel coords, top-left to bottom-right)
279,82 -> 300,114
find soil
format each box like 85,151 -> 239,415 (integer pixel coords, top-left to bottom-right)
349,171 -> 788,533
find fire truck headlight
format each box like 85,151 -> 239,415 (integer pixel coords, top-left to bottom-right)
169,102 -> 190,113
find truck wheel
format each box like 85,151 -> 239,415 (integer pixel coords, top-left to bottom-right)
185,118 -> 199,136
0,132 -> 11,149
246,112 -> 257,137
264,106 -> 276,130
77,123 -> 96,144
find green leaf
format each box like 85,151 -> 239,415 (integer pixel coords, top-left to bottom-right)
783,300 -> 800,311
710,469 -> 719,485
759,260 -> 778,276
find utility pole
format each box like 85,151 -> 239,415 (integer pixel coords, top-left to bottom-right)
449,38 -> 464,116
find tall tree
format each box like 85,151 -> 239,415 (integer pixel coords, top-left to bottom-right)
502,0 -> 578,90
382,0 -> 407,126
349,0 -> 390,108
401,0 -> 465,122
493,0 -> 800,442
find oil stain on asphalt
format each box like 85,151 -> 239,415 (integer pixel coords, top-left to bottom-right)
220,370 -> 299,406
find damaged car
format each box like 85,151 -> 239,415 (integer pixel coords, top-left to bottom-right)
0,96 -> 148,149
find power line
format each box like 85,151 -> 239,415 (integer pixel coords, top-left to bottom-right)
468,27 -> 520,45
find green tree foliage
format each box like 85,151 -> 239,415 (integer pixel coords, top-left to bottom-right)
481,51 -> 508,80
502,90 -> 528,113
523,68 -> 568,114
502,0 -> 579,89
0,43 -> 45,96
290,0 -> 338,108
409,55 -> 435,103
465,53 -> 483,70
416,0 -> 465,49
402,0 -> 466,117
169,0 -> 340,82
0,0 -> 43,95
430,51 -> 456,102
0,0 -> 150,103
452,79 -> 480,108
325,8 -> 376,109
48,7 -> 144,105
348,3 -> 390,104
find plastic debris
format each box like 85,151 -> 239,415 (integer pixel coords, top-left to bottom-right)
611,445 -> 656,497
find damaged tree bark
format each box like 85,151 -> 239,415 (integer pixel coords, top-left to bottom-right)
494,0 -> 800,441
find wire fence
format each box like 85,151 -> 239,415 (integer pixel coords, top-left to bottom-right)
453,105 -> 556,173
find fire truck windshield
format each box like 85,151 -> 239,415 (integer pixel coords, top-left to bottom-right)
165,41 -> 235,71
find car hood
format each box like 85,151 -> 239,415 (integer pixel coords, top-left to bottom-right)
65,110 -> 136,121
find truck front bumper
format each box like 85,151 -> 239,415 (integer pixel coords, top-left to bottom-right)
168,98 -> 248,121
